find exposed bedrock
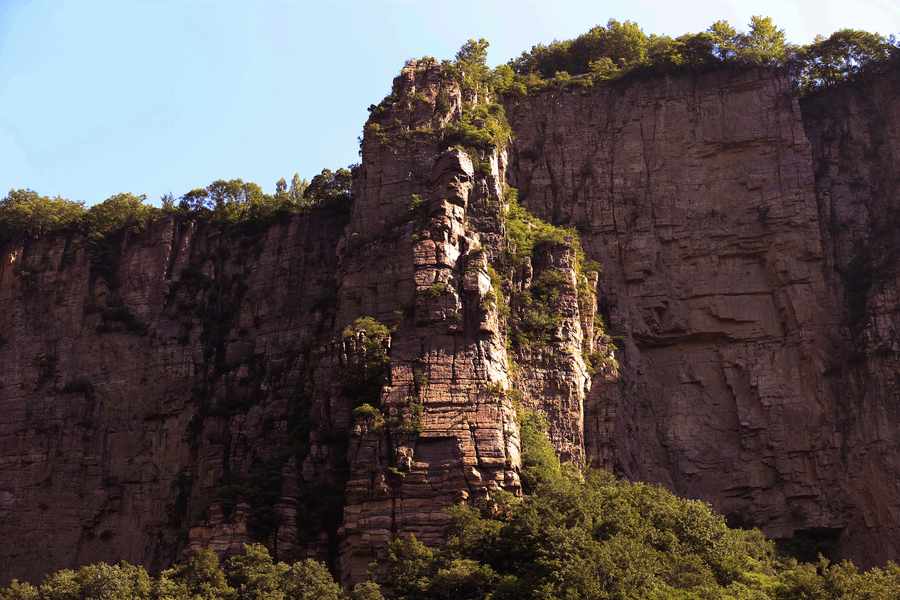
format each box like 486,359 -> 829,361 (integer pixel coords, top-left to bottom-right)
504,65 -> 900,565
0,63 -> 897,583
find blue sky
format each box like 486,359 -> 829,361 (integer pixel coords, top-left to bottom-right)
1,0 -> 897,204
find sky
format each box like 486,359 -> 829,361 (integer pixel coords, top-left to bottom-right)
1,0 -> 897,205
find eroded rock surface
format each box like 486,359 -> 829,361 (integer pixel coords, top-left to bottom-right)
505,66 -> 900,565
0,62 -> 898,584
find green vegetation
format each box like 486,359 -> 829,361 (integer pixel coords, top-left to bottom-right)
501,18 -> 897,94
0,545 -> 350,600
341,317 -> 391,408
503,190 -> 577,267
796,29 -> 898,93
442,102 -> 511,152
84,193 -> 156,239
495,189 -> 598,351
0,189 -> 87,244
0,167 -> 352,248
353,403 -> 386,429
366,411 -> 900,600
5,421 -> 900,598
420,282 -> 450,298
408,194 -> 425,212
397,400 -> 424,435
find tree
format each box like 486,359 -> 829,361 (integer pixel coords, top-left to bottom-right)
797,29 -> 896,91
708,20 -> 739,61
156,548 -> 234,600
282,559 -> 344,600
304,168 -> 352,206
288,173 -> 308,206
76,562 -> 151,600
160,193 -> 177,212
0,581 -> 38,600
0,189 -> 85,242
225,544 -> 288,600
288,173 -> 309,206
85,192 -> 154,239
737,15 -> 788,64
455,38 -> 491,91
351,582 -> 386,600
275,177 -> 288,198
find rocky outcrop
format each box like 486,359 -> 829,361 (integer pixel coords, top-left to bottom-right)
0,60 -> 898,584
337,60 -> 598,580
504,65 -> 900,565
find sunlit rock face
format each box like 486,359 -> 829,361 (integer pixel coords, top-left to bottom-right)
504,65 -> 900,566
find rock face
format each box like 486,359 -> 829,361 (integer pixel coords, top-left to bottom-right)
504,65 -> 900,565
0,210 -> 351,581
0,62 -> 898,583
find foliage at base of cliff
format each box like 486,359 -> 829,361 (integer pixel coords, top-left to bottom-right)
4,414 -> 898,599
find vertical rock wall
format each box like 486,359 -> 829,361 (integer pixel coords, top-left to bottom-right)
1,61 -> 898,583
504,66 -> 900,565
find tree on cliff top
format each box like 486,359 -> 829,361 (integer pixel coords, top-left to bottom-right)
506,16 -> 897,93
0,189 -> 85,243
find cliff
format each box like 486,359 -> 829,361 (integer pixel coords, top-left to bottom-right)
505,64 -> 900,565
0,61 -> 898,584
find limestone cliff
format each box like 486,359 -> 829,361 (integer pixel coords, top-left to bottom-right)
0,61 -> 898,584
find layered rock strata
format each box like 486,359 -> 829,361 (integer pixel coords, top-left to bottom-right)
504,65 -> 900,565
0,61 -> 898,584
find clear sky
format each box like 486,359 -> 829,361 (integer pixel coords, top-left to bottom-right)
1,0 -> 897,204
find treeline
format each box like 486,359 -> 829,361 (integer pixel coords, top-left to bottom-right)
0,168 -> 352,247
3,410 -> 898,599
496,17 -> 898,94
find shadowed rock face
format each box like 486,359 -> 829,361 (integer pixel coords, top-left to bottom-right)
0,63 -> 898,584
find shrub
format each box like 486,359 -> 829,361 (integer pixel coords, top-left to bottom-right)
442,103 -> 511,152
353,403 -> 385,430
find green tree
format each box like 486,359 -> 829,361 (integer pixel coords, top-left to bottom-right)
0,189 -> 85,243
156,548 -> 234,600
304,168 -> 352,206
0,580 -> 38,600
708,20 -> 740,61
797,29 -> 896,91
737,15 -> 788,64
76,562 -> 151,600
36,569 -> 80,600
274,177 -> 288,199
350,582 -> 385,600
226,544 -> 288,600
455,38 -> 491,91
282,559 -> 344,600
288,173 -> 308,206
85,192 -> 155,239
